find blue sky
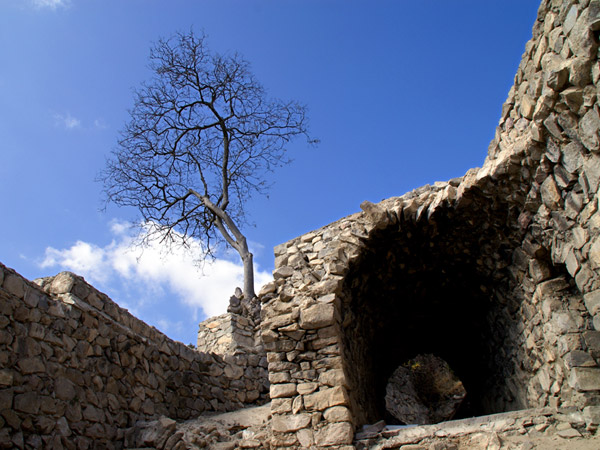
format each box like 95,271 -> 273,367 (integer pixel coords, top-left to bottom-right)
0,0 -> 540,345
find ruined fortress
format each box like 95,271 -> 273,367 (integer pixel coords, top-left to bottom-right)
3,0 -> 600,448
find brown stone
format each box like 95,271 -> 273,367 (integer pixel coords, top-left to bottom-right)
303,386 -> 348,411
55,377 -> 77,401
272,413 -> 311,432
14,392 -> 40,414
0,370 -> 13,387
17,356 -> 45,374
314,422 -> 354,446
324,406 -> 352,422
270,383 -> 297,399
540,176 -> 562,209
3,273 -> 25,298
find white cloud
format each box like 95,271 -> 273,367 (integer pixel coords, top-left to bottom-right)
31,0 -> 70,10
51,113 -> 108,131
94,119 -> 108,130
42,241 -> 109,283
40,220 -> 272,319
53,112 -> 81,130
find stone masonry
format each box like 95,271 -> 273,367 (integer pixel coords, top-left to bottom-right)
0,266 -> 266,448
196,312 -> 269,404
259,0 -> 600,447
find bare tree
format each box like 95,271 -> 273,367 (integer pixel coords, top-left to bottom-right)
100,30 -> 313,300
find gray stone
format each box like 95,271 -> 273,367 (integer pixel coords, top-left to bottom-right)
273,266 -> 294,280
564,350 -> 596,368
583,330 -> 600,358
583,155 -> 600,191
562,142 -> 584,173
385,354 -> 466,425
584,290 -> 600,316
580,108 -> 600,151
583,405 -> 600,426
588,237 -> 600,268
300,303 -> 335,330
569,367 -> 600,391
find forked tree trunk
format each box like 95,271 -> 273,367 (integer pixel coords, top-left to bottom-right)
192,191 -> 257,300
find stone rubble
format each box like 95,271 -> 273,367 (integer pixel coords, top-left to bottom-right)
123,403 -> 272,450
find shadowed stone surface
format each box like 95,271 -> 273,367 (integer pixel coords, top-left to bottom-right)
385,354 -> 467,425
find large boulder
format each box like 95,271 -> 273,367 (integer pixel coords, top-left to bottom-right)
385,354 -> 466,424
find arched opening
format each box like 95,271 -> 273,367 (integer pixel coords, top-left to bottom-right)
339,196 -> 586,427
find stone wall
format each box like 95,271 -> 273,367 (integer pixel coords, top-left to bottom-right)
196,313 -> 269,403
260,0 -> 600,447
0,264 -> 264,449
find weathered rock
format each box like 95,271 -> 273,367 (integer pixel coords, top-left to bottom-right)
385,355 -> 466,425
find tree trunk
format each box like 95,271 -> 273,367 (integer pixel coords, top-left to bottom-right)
191,192 -> 257,300
242,251 -> 255,300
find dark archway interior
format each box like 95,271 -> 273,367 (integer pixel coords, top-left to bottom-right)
341,200 -> 525,426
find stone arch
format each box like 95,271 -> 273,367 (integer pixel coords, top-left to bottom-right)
338,180 -> 593,427
339,183 -> 522,425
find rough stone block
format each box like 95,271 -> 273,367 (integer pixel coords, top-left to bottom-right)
3,273 -> 25,298
540,176 -> 562,209
324,406 -> 352,422
583,405 -> 600,426
273,266 -> 294,280
296,428 -> 314,447
564,350 -> 596,368
270,383 -> 298,399
314,422 -> 354,446
272,398 -> 293,414
48,271 -> 75,294
319,369 -> 348,388
569,367 -> 600,391
17,357 -> 45,374
580,108 -> 600,152
0,369 -> 14,386
584,330 -> 600,358
297,382 -> 319,395
14,392 -> 41,414
584,290 -> 600,316
272,413 -> 311,432
303,386 -> 349,411
300,303 -> 335,330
